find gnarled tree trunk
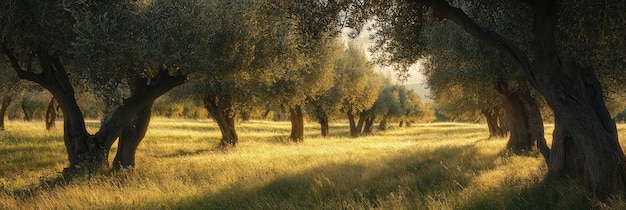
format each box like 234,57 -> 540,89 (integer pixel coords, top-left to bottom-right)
204,95 -> 238,147
355,110 -> 366,135
113,103 -> 152,170
312,104 -> 330,137
45,97 -> 59,130
4,47 -> 185,174
363,115 -> 375,135
0,96 -> 12,130
347,108 -> 359,137
495,82 -> 548,155
289,105 -> 305,142
482,106 -> 508,138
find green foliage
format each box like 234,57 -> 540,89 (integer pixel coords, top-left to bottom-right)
268,39 -> 343,110
20,93 -> 49,121
370,84 -> 426,122
335,44 -> 383,114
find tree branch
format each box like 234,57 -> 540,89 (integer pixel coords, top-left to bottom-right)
1,45 -> 43,83
421,0 -> 539,88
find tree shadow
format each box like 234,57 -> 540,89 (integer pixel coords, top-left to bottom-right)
460,176 -> 592,210
147,144 -> 501,209
160,148 -> 211,158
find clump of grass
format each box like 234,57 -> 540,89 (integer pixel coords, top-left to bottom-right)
1,119 -> 625,209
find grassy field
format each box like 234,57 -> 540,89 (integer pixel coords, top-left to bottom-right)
1,118 -> 625,209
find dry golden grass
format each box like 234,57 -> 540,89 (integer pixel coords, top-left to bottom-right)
0,118 -> 625,209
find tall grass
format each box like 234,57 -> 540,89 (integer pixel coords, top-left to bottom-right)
1,118 -> 625,209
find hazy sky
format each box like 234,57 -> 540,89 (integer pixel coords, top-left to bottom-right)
340,26 -> 427,86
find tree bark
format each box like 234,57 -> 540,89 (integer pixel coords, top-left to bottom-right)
347,108 -> 359,137
289,105 -> 305,142
319,113 -> 329,138
112,103 -> 152,170
501,90 -> 548,154
482,106 -> 508,138
320,117 -> 329,137
45,97 -> 59,130
311,104 -> 330,137
0,96 -> 12,130
204,95 -> 238,147
355,110 -> 366,135
363,115 -> 375,135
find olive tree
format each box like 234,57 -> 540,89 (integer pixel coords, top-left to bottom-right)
268,39 -> 342,142
335,44 -> 383,137
0,0 -> 207,172
339,0 -> 626,198
422,20 -> 549,150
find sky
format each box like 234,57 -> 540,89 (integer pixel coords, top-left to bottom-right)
340,26 -> 426,85
340,26 -> 432,101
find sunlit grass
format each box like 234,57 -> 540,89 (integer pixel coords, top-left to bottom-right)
1,118 -> 626,209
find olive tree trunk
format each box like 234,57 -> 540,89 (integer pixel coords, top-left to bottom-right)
289,105 -> 305,142
0,96 -> 12,130
112,103 -> 152,170
204,95 -> 238,147
495,82 -> 549,155
363,115 -> 375,135
4,47 -> 185,174
45,97 -> 59,130
481,106 -> 508,138
311,104 -> 330,137
347,108 -> 359,137
355,111 -> 366,135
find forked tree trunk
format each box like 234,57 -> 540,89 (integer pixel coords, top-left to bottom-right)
204,95 -> 238,147
289,105 -> 305,142
482,106 -> 508,138
4,47 -> 185,175
113,103 -> 152,170
45,97 -> 59,130
0,96 -> 12,130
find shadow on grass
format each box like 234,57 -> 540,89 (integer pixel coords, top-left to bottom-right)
162,144 -> 502,209
161,148 -> 211,158
460,178 -> 591,210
